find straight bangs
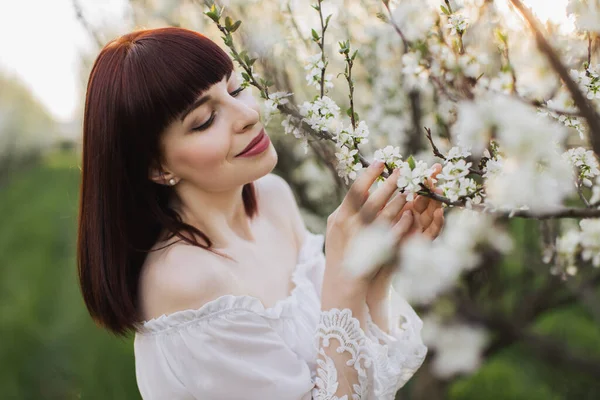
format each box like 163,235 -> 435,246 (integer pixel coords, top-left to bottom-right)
120,27 -> 234,136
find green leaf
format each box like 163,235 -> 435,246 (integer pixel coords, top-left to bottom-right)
440,5 -> 450,15
407,155 -> 416,170
311,29 -> 320,42
225,16 -> 233,29
325,14 -> 333,27
241,72 -> 251,82
351,49 -> 358,61
230,20 -> 242,33
205,10 -> 219,23
311,4 -> 320,11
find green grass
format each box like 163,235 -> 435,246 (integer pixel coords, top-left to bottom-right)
0,150 -> 139,399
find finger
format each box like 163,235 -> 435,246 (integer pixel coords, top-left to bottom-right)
392,210 -> 414,244
423,208 -> 445,239
340,161 -> 385,216
377,191 -> 408,223
412,195 -> 430,214
392,201 -> 414,225
420,196 -> 441,228
361,168 -> 401,222
407,210 -> 424,236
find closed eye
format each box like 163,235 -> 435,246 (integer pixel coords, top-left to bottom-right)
191,86 -> 246,132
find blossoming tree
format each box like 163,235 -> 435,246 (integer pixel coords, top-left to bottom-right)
77,0 -> 600,397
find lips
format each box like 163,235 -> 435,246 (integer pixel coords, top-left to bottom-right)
236,128 -> 266,157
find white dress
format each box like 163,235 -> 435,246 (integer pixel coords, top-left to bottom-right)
134,231 -> 427,399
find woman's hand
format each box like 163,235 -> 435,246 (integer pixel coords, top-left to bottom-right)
322,161 -> 415,304
366,164 -> 445,330
400,163 -> 445,240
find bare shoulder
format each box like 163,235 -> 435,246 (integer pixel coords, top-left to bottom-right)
254,173 -> 306,242
139,241 -> 232,321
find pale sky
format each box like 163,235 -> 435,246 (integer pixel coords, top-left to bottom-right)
0,0 -> 128,123
0,0 -> 573,124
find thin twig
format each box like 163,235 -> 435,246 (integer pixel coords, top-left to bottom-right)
382,0 -> 410,50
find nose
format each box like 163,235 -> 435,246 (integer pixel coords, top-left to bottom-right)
231,98 -> 260,133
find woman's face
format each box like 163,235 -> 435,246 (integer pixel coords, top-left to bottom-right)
154,71 -> 277,192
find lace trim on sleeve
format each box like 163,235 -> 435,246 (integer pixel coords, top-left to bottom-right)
313,308 -> 371,400
364,307 -> 428,398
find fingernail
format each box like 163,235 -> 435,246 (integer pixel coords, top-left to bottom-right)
372,160 -> 384,168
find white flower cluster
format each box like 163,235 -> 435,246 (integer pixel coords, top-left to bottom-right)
333,120 -> 370,148
401,51 -> 430,90
555,229 -> 581,275
568,0 -> 600,33
391,1 -> 436,42
299,96 -> 340,133
447,146 -> 472,160
539,94 -> 585,140
263,92 -> 293,125
570,66 -> 600,100
304,53 -> 334,90
447,14 -> 468,35
335,146 -> 362,184
562,147 -> 600,187
282,115 -> 303,139
437,159 -> 478,202
393,209 -> 513,304
373,145 -> 402,168
421,316 -> 488,378
478,71 -> 514,94
396,159 -> 435,201
555,220 -> 600,274
580,219 -> 600,267
453,94 -> 574,211
342,222 -> 397,277
427,36 -> 487,81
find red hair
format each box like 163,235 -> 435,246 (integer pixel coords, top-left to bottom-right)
77,27 -> 257,336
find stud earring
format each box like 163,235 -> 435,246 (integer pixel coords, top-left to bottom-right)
169,178 -> 176,186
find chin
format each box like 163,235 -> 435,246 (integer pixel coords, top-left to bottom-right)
245,144 -> 278,183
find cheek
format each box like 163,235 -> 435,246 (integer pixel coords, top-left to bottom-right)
171,134 -> 231,173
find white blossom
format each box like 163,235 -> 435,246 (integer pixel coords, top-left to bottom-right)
394,209 -> 512,304
579,219 -> 600,267
562,147 -> 600,187
263,92 -> 293,125
447,146 -> 471,160
374,145 -> 403,167
335,146 -> 363,183
304,53 -> 334,90
570,66 -> 600,100
282,115 -> 303,139
568,0 -> 600,33
392,1 -> 436,42
422,316 -> 488,378
556,229 -> 580,272
343,222 -> 397,277
447,13 -> 468,35
299,96 -> 341,133
396,160 -> 434,201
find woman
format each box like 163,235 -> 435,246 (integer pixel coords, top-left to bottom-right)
77,27 -> 444,399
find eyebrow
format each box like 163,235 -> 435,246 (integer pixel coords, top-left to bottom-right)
179,70 -> 234,122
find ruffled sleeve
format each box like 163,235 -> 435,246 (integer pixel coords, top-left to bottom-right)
312,289 -> 427,399
134,300 -> 314,400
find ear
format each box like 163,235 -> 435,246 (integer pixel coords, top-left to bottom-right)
148,162 -> 176,186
